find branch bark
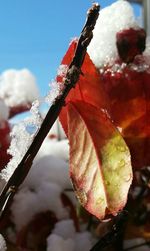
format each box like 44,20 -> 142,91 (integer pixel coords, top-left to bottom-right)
0,3 -> 100,219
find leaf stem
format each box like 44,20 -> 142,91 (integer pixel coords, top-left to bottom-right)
90,211 -> 128,251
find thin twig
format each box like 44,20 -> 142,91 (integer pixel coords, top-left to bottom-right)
0,3 -> 100,219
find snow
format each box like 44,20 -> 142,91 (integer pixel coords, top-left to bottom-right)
144,37 -> 150,56
0,99 -> 9,121
52,220 -> 75,239
124,238 -> 150,251
48,120 -> 66,140
143,36 -> 150,73
0,235 -> 6,251
47,220 -> 93,251
23,155 -> 71,190
30,99 -> 41,115
10,153 -> 72,230
11,182 -> 69,231
74,232 -> 93,251
1,114 -> 43,181
1,118 -> 67,183
0,68 -> 42,182
32,119 -> 68,161
47,234 -> 74,251
37,138 -> 69,161
45,80 -> 64,106
45,64 -> 67,106
88,0 -> 138,68
0,1 -> 149,250
0,69 -> 39,107
57,64 -> 68,78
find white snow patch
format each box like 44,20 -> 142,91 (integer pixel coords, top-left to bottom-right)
0,69 -> 39,107
11,155 -> 72,230
0,235 -> 6,251
23,155 -> 71,190
1,114 -> 42,181
88,0 -> 138,68
11,182 -> 69,231
47,234 -> 74,251
47,220 -> 93,251
143,36 -> 150,73
74,232 -> 93,251
37,138 -> 69,161
52,220 -> 76,239
57,64 -> 68,78
0,100 -> 9,121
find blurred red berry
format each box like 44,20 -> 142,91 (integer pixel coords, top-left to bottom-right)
116,28 -> 146,63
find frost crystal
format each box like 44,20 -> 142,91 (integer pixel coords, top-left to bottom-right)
30,99 -> 41,115
88,0 -> 138,68
11,183 -> 69,231
1,114 -> 42,181
45,65 -> 67,106
57,64 -> 68,78
45,80 -> 64,106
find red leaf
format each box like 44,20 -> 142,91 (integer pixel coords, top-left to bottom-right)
0,121 -> 11,170
116,28 -> 146,63
58,40 -> 109,136
101,64 -> 150,169
16,211 -> 57,250
9,103 -> 32,119
68,101 -> 132,220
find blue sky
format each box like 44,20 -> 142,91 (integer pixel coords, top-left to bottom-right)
0,0 -> 141,97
